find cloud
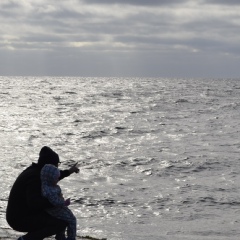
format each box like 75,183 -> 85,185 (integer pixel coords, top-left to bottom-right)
0,0 -> 240,77
202,0 -> 240,5
80,0 -> 188,6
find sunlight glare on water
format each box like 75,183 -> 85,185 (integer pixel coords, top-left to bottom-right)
1,77 -> 240,239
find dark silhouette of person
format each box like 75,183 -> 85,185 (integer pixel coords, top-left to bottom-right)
6,146 -> 79,240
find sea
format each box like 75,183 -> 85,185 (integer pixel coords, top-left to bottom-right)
1,76 -> 240,240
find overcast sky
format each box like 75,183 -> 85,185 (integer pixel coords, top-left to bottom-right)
1,0 -> 240,78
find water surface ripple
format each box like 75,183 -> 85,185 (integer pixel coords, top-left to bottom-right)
1,77 -> 240,240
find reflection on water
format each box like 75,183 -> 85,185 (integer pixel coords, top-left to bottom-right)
1,77 -> 240,239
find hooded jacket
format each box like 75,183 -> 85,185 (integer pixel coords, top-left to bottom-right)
41,164 -> 65,207
6,147 -> 70,229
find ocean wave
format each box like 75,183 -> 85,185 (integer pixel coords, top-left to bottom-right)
2,77 -> 240,239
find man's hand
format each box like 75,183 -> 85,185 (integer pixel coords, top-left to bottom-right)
69,162 -> 80,174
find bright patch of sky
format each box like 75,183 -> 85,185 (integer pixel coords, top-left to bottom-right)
0,0 -> 240,77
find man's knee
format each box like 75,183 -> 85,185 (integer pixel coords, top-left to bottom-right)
56,218 -> 68,230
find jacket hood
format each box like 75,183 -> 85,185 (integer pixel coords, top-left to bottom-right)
38,146 -> 60,167
41,164 -> 60,186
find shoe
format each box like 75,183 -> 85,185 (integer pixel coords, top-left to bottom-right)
55,234 -> 66,240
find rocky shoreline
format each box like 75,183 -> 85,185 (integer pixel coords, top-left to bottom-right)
0,236 -> 106,240
0,228 -> 106,240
